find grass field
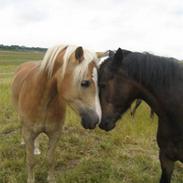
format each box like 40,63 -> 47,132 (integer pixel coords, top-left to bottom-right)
0,50 -> 182,183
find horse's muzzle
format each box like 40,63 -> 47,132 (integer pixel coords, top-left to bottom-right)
80,110 -> 99,129
99,117 -> 116,131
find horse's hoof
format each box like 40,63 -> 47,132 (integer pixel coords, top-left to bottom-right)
27,179 -> 35,183
48,181 -> 56,183
48,179 -> 56,183
47,176 -> 56,183
21,140 -> 25,146
34,148 -> 41,155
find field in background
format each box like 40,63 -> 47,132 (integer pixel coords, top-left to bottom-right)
0,51 -> 182,183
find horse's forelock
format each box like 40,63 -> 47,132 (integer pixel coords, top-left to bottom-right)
40,45 -> 98,84
72,49 -> 98,84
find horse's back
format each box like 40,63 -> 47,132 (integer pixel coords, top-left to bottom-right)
11,61 -> 40,109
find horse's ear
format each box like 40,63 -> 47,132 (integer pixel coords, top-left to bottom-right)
75,46 -> 84,63
111,48 -> 124,69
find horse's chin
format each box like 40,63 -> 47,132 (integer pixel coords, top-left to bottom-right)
99,114 -> 120,131
81,121 -> 97,129
102,125 -> 116,132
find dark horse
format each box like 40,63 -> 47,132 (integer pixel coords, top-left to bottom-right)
98,48 -> 183,183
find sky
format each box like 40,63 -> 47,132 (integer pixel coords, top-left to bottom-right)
0,0 -> 183,59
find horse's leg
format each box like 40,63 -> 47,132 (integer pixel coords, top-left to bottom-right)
159,150 -> 175,183
23,127 -> 37,183
150,109 -> 154,119
21,125 -> 41,155
20,122 -> 25,145
34,136 -> 41,155
131,99 -> 142,117
21,136 -> 25,145
47,131 -> 61,183
130,105 -> 133,116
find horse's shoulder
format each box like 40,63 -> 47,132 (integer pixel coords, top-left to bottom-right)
12,61 -> 41,95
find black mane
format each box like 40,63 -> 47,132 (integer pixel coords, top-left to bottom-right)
121,50 -> 183,88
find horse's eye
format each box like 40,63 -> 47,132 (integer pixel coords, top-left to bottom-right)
81,80 -> 91,88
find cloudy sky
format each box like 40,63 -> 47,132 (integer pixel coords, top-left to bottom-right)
1,0 -> 183,59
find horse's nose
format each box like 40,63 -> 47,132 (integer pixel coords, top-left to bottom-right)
81,112 -> 99,129
99,118 -> 116,131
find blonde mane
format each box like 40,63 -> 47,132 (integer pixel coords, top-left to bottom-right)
40,45 -> 67,78
40,44 -> 98,82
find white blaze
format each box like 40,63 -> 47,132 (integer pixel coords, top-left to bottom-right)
92,67 -> 102,123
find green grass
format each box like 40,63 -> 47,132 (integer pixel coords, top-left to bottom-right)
0,50 -> 44,82
0,50 -> 182,183
0,50 -> 44,65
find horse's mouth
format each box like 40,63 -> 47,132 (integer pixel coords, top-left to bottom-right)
81,118 -> 98,129
99,122 -> 116,131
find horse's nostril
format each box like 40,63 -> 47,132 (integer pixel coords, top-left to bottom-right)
81,112 -> 98,129
99,117 -> 116,131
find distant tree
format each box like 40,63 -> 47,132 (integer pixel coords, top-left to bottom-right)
0,44 -> 47,52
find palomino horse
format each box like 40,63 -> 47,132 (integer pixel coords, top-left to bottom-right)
11,44 -> 106,183
98,48 -> 183,183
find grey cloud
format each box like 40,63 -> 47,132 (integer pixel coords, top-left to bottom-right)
1,0 -> 183,59
174,8 -> 183,16
0,0 -> 49,24
0,0 -> 23,9
17,8 -> 49,24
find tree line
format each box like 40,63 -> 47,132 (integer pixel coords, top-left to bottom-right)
0,44 -> 47,52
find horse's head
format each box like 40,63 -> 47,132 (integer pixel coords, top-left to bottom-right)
55,46 -> 106,129
98,48 -> 134,131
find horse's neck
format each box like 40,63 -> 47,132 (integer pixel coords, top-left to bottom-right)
37,49 -> 68,108
29,67 -> 58,109
135,82 -> 163,118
